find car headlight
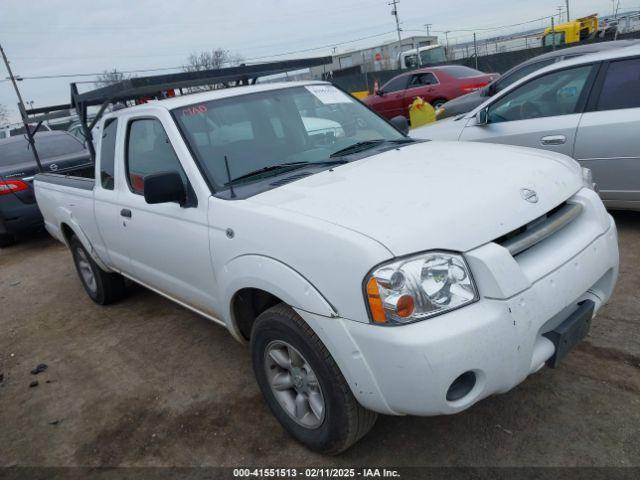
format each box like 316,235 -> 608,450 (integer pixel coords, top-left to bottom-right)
582,167 -> 597,191
364,251 -> 479,325
435,107 -> 445,119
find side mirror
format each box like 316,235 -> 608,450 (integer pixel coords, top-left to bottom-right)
476,108 -> 489,126
143,171 -> 186,206
376,89 -> 385,97
390,115 -> 410,135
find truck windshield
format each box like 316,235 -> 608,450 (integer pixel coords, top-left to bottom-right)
172,85 -> 405,189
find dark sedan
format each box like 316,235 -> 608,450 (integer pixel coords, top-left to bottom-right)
435,39 -> 640,120
0,131 -> 91,247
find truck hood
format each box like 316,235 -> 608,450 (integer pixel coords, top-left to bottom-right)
249,141 -> 582,255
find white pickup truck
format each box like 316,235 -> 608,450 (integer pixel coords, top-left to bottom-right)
34,81 -> 619,454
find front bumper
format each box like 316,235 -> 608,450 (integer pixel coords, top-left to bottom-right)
297,193 -> 618,416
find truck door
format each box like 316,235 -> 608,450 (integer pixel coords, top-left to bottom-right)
94,118 -> 132,272
117,114 -> 219,314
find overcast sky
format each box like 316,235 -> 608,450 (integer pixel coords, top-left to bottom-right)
0,0 -> 626,122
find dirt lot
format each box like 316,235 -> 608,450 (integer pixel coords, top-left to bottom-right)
0,211 -> 639,468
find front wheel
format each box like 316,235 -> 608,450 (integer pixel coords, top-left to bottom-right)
251,304 -> 377,454
70,235 -> 125,305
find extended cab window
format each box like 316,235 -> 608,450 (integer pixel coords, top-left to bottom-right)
126,118 -> 186,195
100,119 -> 117,190
488,65 -> 593,123
596,57 -> 640,111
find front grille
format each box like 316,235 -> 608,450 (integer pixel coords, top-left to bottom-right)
495,202 -> 583,256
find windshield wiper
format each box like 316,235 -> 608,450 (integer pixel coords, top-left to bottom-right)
329,139 -> 386,157
225,160 -> 348,186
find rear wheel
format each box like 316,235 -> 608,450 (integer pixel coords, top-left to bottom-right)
70,236 -> 125,305
251,303 -> 377,454
0,234 -> 16,248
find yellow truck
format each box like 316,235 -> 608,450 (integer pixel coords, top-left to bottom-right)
542,14 -> 599,47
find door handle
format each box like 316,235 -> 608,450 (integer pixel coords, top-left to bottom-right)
541,135 -> 566,145
120,208 -> 132,218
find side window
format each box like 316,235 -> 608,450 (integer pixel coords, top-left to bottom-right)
409,73 -> 438,87
126,118 -> 186,195
596,58 -> 640,111
488,65 -> 593,123
496,59 -> 555,92
100,119 -> 117,190
382,76 -> 409,93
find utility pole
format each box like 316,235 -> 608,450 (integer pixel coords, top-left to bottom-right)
557,6 -> 564,23
0,43 -> 43,172
473,32 -> 478,70
551,16 -> 556,51
424,23 -> 432,36
389,0 -> 402,42
565,0 -> 570,21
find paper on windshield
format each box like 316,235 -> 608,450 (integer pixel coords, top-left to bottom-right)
305,85 -> 352,104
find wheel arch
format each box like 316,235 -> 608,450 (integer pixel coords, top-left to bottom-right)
58,220 -> 111,272
223,255 -> 337,342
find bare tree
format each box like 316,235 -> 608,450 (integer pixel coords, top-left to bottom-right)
183,48 -> 244,90
94,68 -> 133,88
0,103 -> 9,125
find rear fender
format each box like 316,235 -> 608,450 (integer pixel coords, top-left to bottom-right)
57,207 -> 111,272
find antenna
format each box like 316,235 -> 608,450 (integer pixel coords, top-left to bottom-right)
224,155 -> 236,199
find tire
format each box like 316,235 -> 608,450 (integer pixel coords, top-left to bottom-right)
431,98 -> 447,109
251,303 -> 377,454
69,235 -> 125,305
0,234 -> 16,248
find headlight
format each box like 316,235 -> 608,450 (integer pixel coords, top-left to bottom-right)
435,107 -> 445,119
364,251 -> 479,325
582,167 -> 597,191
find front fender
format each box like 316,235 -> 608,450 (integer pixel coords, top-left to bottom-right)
221,254 -> 337,327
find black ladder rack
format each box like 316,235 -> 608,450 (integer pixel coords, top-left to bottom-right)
22,56 -> 332,167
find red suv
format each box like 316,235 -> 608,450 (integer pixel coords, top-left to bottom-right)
363,65 -> 498,120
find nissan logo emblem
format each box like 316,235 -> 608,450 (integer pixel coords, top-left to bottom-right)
49,163 -> 59,172
520,188 -> 538,204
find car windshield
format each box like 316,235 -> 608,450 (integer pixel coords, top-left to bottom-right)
172,85 -> 405,189
0,134 -> 85,166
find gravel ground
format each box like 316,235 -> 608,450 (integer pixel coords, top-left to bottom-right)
0,211 -> 638,468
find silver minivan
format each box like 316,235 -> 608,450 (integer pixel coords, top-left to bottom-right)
413,44 -> 640,211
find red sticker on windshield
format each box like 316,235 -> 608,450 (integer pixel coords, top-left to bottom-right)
182,105 -> 208,116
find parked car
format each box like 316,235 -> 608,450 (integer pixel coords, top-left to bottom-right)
0,122 -> 51,140
0,131 -> 92,247
35,81 -> 618,454
435,40 -> 640,120
362,65 -> 498,120
412,43 -> 640,211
